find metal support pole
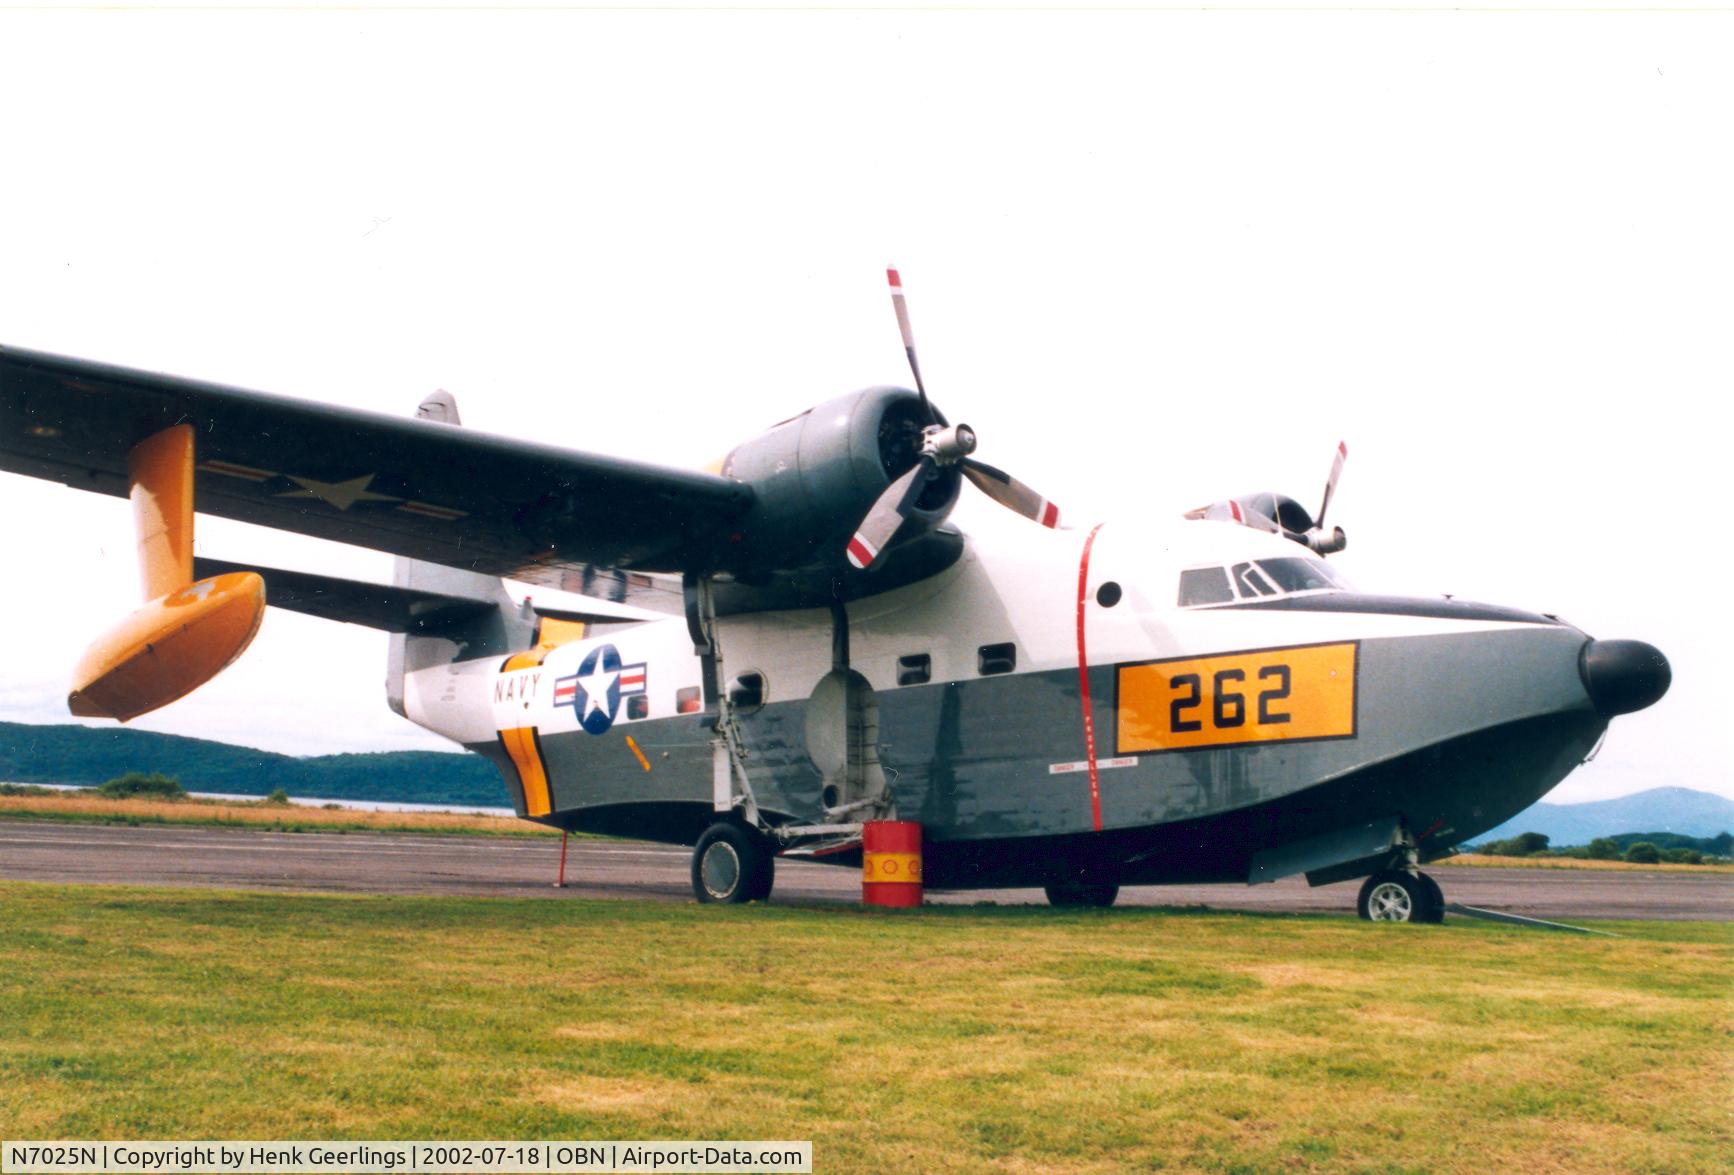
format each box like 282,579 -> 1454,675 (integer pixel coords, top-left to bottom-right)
555,829 -> 569,889
830,599 -> 850,671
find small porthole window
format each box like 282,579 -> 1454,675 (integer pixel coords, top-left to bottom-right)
626,694 -> 650,721
1096,581 -> 1122,608
977,642 -> 1017,676
898,654 -> 932,686
726,671 -> 766,711
675,685 -> 703,715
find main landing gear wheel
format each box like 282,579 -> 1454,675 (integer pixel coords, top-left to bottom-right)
1357,870 -> 1443,923
692,822 -> 776,904
1044,883 -> 1120,908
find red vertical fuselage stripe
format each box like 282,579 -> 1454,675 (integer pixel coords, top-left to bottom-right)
1076,523 -> 1105,832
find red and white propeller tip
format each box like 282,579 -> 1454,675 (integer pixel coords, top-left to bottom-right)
845,532 -> 880,571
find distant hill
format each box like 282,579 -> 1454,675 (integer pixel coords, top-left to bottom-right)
0,721 -> 508,808
1472,787 -> 1734,847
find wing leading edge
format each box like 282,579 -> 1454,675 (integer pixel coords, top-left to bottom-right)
0,346 -> 753,586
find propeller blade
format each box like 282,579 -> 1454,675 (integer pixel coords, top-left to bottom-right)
845,457 -> 935,570
961,458 -> 1060,528
1316,440 -> 1348,529
887,266 -> 936,424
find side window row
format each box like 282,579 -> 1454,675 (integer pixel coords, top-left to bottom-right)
897,644 -> 1018,684
662,645 -> 1022,713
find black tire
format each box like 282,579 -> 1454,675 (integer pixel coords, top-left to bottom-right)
1045,882 -> 1119,908
744,849 -> 776,902
1416,871 -> 1445,923
1356,870 -> 1439,923
691,822 -> 775,904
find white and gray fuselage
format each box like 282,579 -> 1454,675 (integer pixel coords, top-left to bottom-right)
400,518 -> 1634,888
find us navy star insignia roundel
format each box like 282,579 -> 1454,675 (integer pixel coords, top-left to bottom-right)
553,644 -> 647,735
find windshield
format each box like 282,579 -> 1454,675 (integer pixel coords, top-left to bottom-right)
1178,556 -> 1350,608
1254,557 -> 1348,594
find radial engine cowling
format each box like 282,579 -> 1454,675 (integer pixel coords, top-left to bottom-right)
719,386 -> 962,582
1187,492 -> 1347,555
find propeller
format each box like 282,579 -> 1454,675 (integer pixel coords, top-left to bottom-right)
845,269 -> 1063,571
1305,441 -> 1348,554
1316,440 -> 1347,531
1180,442 -> 1349,555
887,267 -> 935,426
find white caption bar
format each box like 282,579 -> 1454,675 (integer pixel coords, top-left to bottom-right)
1,1141 -> 812,1174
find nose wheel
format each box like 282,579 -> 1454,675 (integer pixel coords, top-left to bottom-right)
1357,869 -> 1444,923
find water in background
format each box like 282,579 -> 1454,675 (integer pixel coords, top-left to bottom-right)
16,781 -> 515,819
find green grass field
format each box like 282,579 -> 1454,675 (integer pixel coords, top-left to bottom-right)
1,884 -> 1728,1174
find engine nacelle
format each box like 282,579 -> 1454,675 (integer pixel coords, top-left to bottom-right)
1305,526 -> 1347,555
1185,492 -> 1347,555
719,386 -> 961,581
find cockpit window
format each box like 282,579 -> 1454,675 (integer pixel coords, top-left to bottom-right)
1231,562 -> 1279,598
1178,567 -> 1235,607
1181,557 -> 1350,609
1255,557 -> 1346,594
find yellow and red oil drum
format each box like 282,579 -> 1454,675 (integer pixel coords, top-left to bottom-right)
862,820 -> 923,907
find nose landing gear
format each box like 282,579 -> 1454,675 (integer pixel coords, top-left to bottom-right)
1357,869 -> 1444,923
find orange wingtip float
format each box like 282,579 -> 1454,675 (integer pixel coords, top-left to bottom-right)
66,423 -> 265,722
68,571 -> 265,722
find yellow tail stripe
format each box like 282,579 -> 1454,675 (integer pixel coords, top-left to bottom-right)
499,725 -> 552,817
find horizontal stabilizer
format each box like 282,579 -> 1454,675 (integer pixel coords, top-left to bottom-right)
194,558 -> 650,633
195,558 -> 489,632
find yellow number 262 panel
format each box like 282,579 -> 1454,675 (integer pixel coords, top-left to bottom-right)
1116,641 -> 1359,754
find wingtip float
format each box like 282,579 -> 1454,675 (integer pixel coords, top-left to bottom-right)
66,423 -> 265,722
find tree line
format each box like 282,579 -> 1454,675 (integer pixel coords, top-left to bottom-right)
1474,829 -> 1731,865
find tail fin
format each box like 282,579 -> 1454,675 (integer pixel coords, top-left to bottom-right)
385,390 -> 534,717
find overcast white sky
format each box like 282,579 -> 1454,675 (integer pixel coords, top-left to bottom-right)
1,6 -> 1728,803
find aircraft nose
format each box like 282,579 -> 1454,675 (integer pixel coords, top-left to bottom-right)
1578,639 -> 1671,717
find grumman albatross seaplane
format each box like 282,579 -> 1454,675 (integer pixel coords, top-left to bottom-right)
0,272 -> 1671,921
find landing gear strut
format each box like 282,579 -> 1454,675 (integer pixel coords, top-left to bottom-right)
692,822 -> 776,904
1356,869 -> 1444,923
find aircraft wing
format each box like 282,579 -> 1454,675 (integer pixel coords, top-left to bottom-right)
0,346 -> 753,586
